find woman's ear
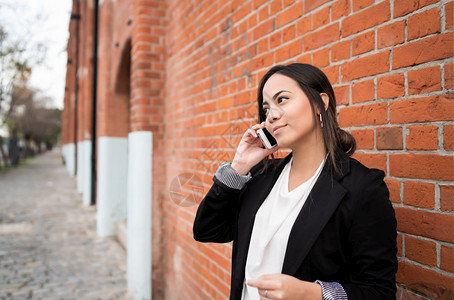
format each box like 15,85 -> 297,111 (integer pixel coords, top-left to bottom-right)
320,93 -> 329,111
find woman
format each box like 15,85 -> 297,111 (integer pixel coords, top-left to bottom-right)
193,63 -> 397,300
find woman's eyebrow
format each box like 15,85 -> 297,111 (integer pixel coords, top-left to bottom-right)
272,90 -> 291,100
263,90 -> 292,104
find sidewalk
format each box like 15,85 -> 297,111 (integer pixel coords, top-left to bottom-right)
0,150 -> 127,299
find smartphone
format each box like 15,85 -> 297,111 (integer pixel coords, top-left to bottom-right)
257,128 -> 278,149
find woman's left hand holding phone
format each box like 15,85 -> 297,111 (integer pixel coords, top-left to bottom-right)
231,123 -> 279,176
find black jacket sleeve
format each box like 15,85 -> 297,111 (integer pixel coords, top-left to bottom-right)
193,176 -> 243,243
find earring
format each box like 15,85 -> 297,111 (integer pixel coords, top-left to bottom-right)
319,114 -> 323,128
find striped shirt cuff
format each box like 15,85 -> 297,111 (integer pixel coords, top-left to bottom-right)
214,162 -> 252,190
315,280 -> 348,300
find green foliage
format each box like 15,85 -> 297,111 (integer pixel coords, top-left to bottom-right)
8,85 -> 61,148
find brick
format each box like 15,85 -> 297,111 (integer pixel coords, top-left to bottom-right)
440,185 -> 454,212
396,234 -> 403,258
248,12 -> 258,28
389,154 -> 454,181
406,125 -> 438,150
303,23 -> 340,51
338,102 -> 388,127
331,40 -> 350,62
400,288 -> 430,300
407,8 -> 441,41
276,2 -> 303,28
254,0 -> 268,9
395,207 -> 454,243
377,73 -> 405,99
342,1 -> 390,37
332,0 -> 350,21
378,20 -> 405,49
217,97 -> 232,110
304,0 -> 330,13
392,33 -> 454,69
313,6 -> 330,29
341,51 -> 390,81
270,30 -> 283,48
353,0 -> 374,11
445,62 -> 454,89
333,85 -> 349,106
408,66 -> 442,95
252,52 -> 274,70
313,47 -> 330,67
444,125 -> 454,151
404,181 -> 435,209
257,38 -> 268,54
394,0 -> 439,18
352,30 -> 375,56
397,261 -> 454,299
232,2 -> 252,23
384,178 -> 401,204
135,106 -> 159,115
258,5 -> 269,21
296,16 -> 311,35
253,19 -> 275,41
405,235 -> 437,267
351,129 -> 374,149
390,95 -> 454,124
270,0 -> 282,15
352,79 -> 375,103
275,40 -> 302,63
322,65 -> 339,84
283,25 -> 296,43
351,153 -> 387,171
441,245 -> 454,273
446,1 -> 454,29
283,0 -> 297,6
377,127 -> 403,150
296,52 -> 312,64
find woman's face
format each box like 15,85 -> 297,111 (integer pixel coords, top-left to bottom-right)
262,73 -> 319,149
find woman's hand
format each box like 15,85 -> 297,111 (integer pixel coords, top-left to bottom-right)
231,123 -> 278,175
247,274 -> 322,300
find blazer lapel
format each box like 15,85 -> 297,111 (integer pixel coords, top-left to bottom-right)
281,155 -> 350,276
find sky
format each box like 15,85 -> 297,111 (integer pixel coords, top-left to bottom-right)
0,0 -> 72,109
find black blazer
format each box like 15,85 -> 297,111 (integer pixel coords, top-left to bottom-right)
193,152 -> 397,299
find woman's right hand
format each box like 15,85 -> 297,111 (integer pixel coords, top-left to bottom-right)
231,123 -> 279,175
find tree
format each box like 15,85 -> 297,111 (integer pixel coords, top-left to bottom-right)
0,2 -> 48,167
0,24 -> 35,116
0,27 -> 32,166
7,84 -> 61,157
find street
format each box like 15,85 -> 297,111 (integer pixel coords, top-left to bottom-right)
0,150 -> 127,299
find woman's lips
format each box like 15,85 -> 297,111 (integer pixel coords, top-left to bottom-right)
273,125 -> 286,134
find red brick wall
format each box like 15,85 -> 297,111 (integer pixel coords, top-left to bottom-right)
63,0 -> 454,299
130,0 -> 168,298
63,0 -> 95,144
77,0 -> 94,142
62,0 -> 77,146
163,1 -> 453,299
98,0 -> 132,138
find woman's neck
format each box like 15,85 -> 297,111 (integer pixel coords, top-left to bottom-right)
289,135 -> 326,184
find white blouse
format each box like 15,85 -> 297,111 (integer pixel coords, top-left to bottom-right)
242,158 -> 325,300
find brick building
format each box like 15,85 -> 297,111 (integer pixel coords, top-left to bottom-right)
61,0 -> 454,299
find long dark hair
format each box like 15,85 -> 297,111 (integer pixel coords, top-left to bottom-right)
257,63 -> 356,174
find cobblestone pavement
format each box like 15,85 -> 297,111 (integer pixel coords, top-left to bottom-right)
0,150 -> 127,299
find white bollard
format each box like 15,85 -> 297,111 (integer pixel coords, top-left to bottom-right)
96,136 -> 128,237
127,131 -> 152,300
